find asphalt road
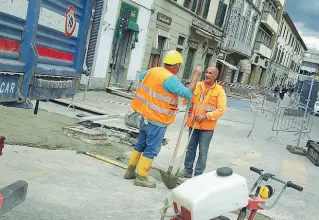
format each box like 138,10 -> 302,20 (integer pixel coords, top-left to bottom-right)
1,91 -> 318,220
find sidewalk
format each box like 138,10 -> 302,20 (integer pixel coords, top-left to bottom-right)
51,90 -> 319,220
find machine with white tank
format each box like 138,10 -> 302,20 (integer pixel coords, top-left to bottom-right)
160,166 -> 304,220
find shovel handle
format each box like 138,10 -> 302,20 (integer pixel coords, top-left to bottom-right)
175,92 -> 206,175
174,123 -> 197,175
168,102 -> 191,168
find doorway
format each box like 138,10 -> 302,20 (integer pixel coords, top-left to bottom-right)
110,29 -> 134,85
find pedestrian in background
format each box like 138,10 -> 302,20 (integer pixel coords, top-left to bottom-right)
178,66 -> 227,178
124,50 -> 202,188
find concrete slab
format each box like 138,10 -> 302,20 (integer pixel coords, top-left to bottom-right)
0,146 -> 172,220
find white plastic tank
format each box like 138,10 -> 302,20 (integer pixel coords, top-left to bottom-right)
172,167 -> 248,220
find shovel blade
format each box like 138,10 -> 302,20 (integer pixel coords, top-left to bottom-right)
160,170 -> 179,189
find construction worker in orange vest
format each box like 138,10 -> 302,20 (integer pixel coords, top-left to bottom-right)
178,66 -> 227,178
124,50 -> 202,188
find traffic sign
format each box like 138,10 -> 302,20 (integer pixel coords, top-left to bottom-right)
65,5 -> 76,38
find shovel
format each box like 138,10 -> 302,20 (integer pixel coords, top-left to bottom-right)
160,103 -> 191,189
161,93 -> 205,189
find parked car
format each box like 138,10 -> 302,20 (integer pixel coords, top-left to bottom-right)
314,101 -> 319,116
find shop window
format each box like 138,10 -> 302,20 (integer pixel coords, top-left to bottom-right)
178,36 -> 186,46
215,0 -> 227,28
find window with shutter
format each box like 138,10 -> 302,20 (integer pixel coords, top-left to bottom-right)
214,0 -> 224,28
183,48 -> 196,80
196,0 -> 204,15
203,0 -> 211,19
191,0 -> 198,12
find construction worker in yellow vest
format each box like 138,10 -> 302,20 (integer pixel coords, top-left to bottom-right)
178,66 -> 227,178
124,50 -> 202,188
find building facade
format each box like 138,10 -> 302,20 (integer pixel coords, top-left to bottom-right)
87,0 -> 233,89
141,0 -> 227,82
249,0 -> 285,86
89,0 -> 154,89
268,12 -> 307,87
299,50 -> 319,77
218,0 -> 264,84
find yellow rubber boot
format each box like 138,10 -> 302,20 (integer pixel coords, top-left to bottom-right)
124,150 -> 141,179
134,156 -> 156,188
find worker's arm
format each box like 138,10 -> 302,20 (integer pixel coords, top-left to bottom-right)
163,76 -> 193,100
137,70 -> 148,85
187,66 -> 202,92
206,89 -> 227,120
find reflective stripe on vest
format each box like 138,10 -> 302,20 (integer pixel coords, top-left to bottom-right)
134,94 -> 176,115
188,104 -> 216,118
138,84 -> 178,104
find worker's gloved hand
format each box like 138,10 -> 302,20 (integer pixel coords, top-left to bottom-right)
192,66 -> 202,79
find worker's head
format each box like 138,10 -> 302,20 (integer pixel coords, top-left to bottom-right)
163,50 -> 184,75
204,66 -> 219,84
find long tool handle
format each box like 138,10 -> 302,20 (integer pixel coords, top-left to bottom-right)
167,102 -> 191,173
174,123 -> 197,175
175,91 -> 206,175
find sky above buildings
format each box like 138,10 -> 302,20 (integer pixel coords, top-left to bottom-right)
285,0 -> 319,51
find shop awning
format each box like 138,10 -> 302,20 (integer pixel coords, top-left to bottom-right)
128,21 -> 139,32
217,59 -> 238,70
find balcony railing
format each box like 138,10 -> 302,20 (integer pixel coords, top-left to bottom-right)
261,12 -> 279,34
227,38 -> 252,57
254,42 -> 272,59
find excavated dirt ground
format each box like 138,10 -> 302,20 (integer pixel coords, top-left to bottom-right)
0,105 -> 132,159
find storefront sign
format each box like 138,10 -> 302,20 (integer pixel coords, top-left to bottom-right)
157,13 -> 172,25
192,18 -> 222,38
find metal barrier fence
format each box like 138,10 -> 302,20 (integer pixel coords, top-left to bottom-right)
259,95 -> 279,121
267,106 -> 314,145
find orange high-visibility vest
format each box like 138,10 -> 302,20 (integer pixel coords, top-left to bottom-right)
131,67 -> 179,125
186,82 -> 225,130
